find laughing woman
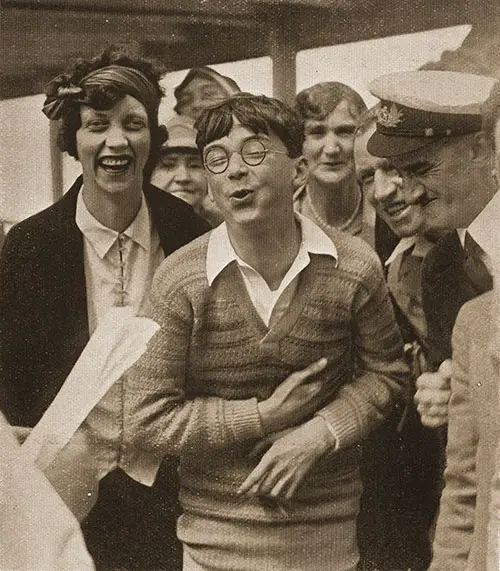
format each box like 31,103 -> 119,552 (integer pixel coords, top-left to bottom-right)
0,46 -> 209,570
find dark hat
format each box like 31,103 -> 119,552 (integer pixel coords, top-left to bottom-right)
367,71 -> 497,157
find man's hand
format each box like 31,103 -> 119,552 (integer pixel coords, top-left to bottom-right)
257,358 -> 328,435
238,416 -> 334,501
414,359 -> 452,428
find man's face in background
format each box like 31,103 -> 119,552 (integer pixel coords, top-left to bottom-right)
354,124 -> 426,238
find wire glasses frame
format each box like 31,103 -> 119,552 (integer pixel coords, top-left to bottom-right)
203,138 -> 288,174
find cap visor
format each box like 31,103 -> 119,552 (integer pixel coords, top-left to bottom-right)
366,131 -> 438,158
162,138 -> 198,150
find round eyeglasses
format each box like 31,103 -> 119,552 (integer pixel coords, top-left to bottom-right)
203,139 -> 288,174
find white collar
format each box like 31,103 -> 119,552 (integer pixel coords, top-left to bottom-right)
75,189 -> 151,259
465,191 -> 500,266
206,213 -> 338,286
385,234 -> 435,267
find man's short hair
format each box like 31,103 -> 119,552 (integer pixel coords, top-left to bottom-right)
295,82 -> 367,122
194,93 -> 305,158
45,45 -> 167,173
482,81 -> 500,148
174,67 -> 241,115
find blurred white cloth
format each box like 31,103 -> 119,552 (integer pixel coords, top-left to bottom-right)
22,306 -> 160,521
0,412 -> 95,571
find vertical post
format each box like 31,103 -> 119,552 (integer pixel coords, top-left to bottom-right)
269,20 -> 297,106
49,120 -> 64,202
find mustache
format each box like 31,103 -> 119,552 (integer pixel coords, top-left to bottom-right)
407,190 -> 435,207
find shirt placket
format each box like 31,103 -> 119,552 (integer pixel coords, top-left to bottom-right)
116,233 -> 128,307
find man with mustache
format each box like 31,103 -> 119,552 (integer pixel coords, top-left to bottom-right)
367,71 -> 497,432
352,109 -> 443,570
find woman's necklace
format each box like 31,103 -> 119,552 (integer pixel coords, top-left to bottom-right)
306,185 -> 363,234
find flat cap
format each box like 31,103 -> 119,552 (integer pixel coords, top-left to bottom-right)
162,115 -> 198,151
367,70 -> 497,157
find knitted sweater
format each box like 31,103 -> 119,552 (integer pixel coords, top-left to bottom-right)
123,229 -> 408,566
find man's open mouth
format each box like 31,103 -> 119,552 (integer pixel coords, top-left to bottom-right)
230,189 -> 253,200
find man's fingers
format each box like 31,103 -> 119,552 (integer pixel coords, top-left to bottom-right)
414,389 -> 450,406
420,414 -> 448,429
438,358 -> 453,378
238,457 -> 272,495
249,439 -> 272,459
417,403 -> 448,415
416,373 -> 449,390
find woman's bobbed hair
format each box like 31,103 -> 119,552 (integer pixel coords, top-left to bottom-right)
45,45 -> 167,177
295,81 -> 367,123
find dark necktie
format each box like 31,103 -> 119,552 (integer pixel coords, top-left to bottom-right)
463,231 -> 493,293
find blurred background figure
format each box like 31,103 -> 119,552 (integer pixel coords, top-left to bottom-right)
151,115 -> 207,214
0,411 -> 95,571
174,66 -> 241,121
294,82 -> 375,247
151,114 -> 224,227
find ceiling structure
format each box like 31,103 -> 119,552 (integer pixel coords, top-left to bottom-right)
2,0 -> 495,101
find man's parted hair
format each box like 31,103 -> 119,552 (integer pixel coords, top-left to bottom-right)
481,80 -> 500,148
194,93 -> 305,158
295,82 -> 367,123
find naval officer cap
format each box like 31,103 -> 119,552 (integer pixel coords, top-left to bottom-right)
367,70 -> 497,157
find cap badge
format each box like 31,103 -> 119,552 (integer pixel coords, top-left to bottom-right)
377,103 -> 404,128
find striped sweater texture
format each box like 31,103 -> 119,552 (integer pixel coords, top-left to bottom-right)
123,229 -> 408,569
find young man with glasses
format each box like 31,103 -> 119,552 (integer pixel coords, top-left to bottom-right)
123,94 -> 408,571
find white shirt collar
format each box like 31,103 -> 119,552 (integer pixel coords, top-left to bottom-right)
465,191 -> 500,266
75,189 -> 151,259
385,234 -> 435,267
206,213 -> 338,286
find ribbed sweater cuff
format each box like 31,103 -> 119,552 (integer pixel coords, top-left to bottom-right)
225,398 -> 264,443
315,399 -> 361,451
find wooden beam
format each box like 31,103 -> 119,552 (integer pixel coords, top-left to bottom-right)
269,20 -> 297,106
49,121 -> 64,202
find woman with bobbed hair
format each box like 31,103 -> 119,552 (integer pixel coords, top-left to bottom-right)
44,46 -> 168,176
0,45 -> 209,570
294,82 -> 374,246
